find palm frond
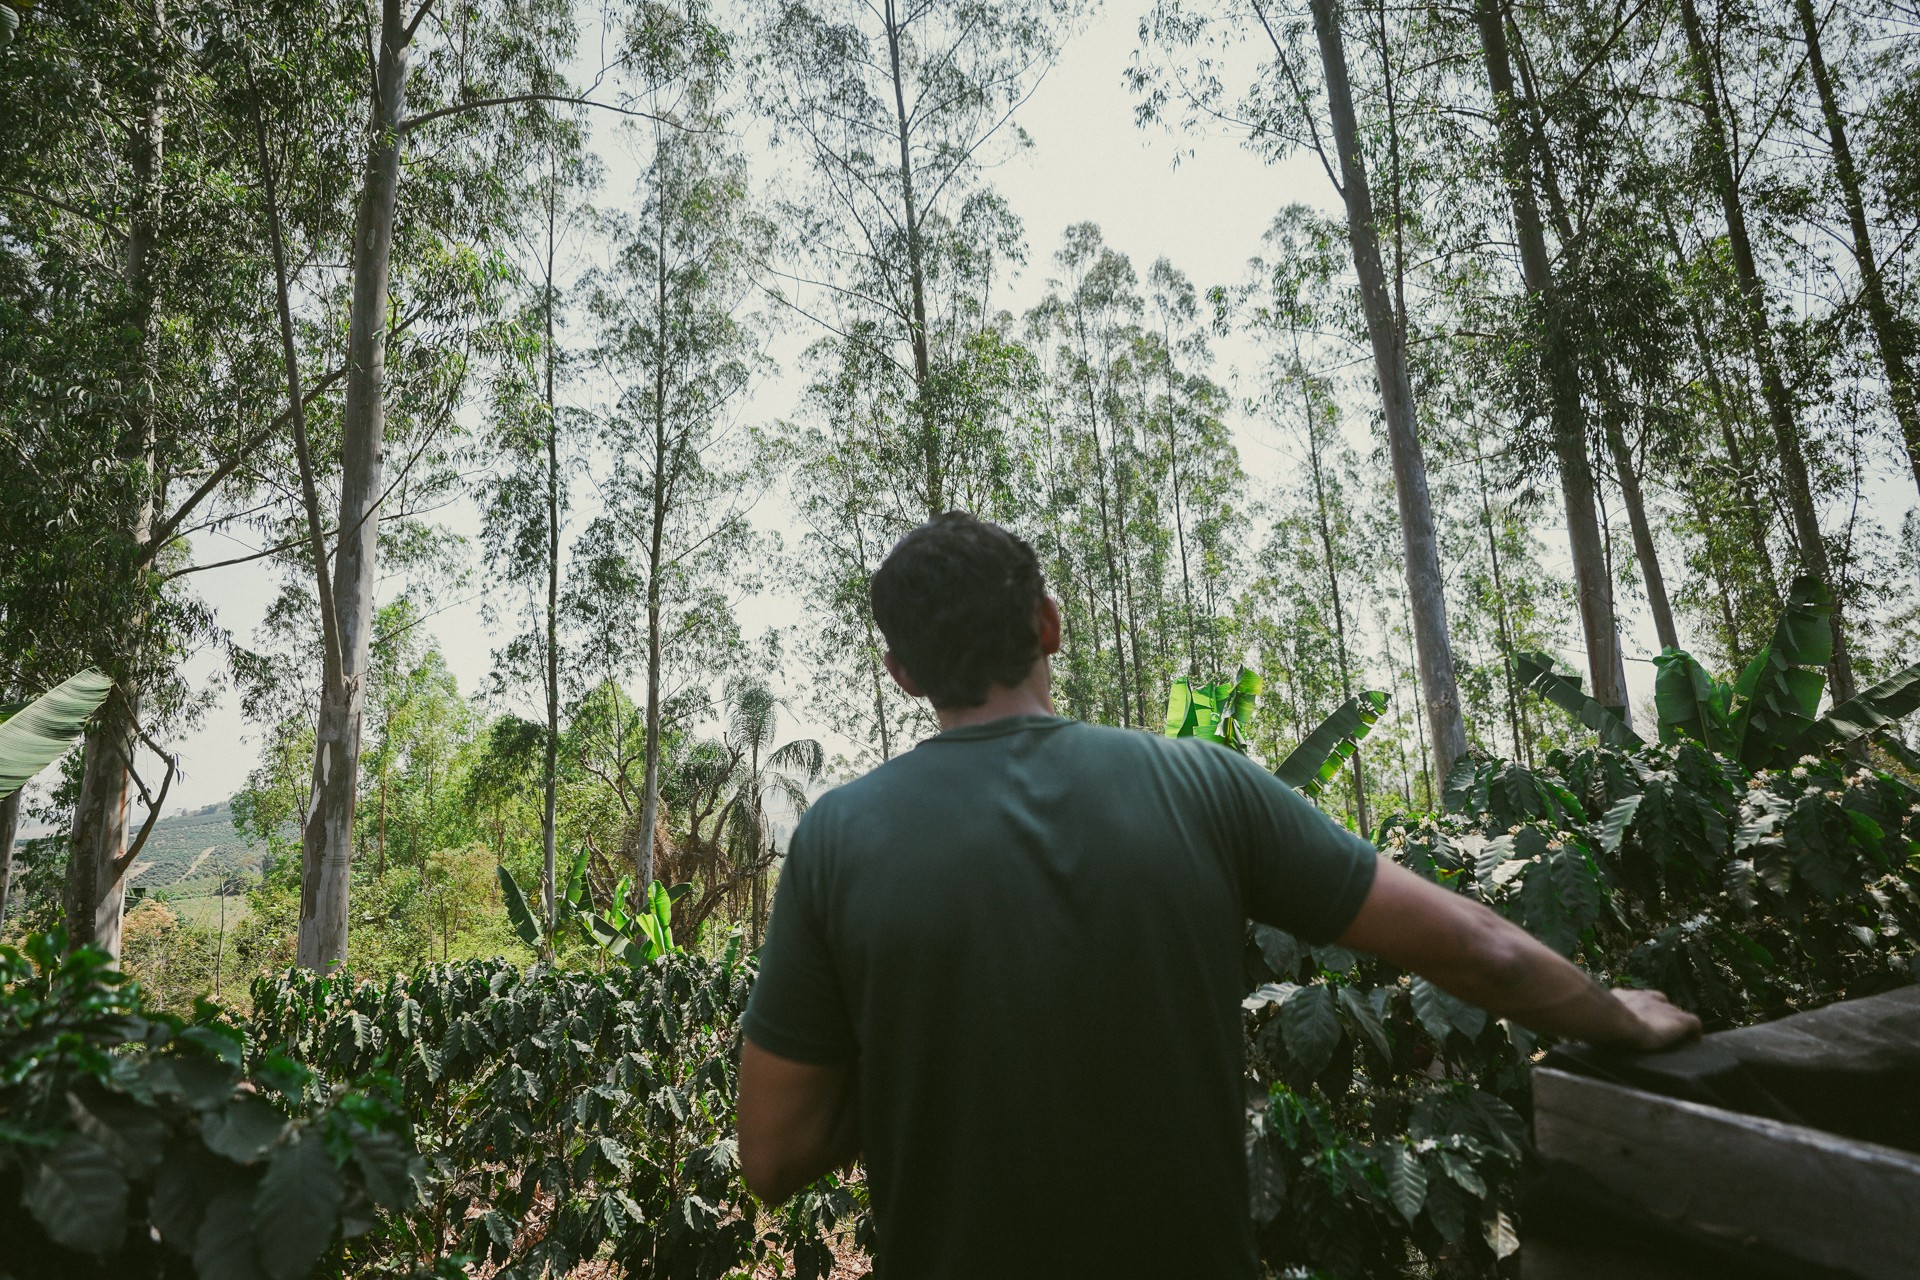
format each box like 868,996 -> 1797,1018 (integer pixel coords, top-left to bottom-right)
767,737 -> 824,782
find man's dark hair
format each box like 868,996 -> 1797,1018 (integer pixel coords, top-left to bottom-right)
870,512 -> 1045,708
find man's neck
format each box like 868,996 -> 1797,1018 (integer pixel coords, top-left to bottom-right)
933,680 -> 1054,733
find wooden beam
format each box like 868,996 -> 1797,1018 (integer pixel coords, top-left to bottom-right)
1533,1066 -> 1920,1280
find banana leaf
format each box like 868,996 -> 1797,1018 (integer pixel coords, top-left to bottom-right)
1775,659 -> 1920,765
496,864 -> 545,952
562,846 -> 592,912
1511,651 -> 1644,749
1730,575 -> 1830,764
0,670 -> 114,800
1652,649 -> 1735,755
1275,690 -> 1388,797
1164,667 -> 1262,754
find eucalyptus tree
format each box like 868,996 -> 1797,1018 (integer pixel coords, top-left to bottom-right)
586,10 -> 768,888
1671,0 -> 1859,703
1243,208 -> 1373,829
754,0 -> 1080,518
1145,258 -> 1243,684
1788,0 -> 1920,502
1465,0 -> 1630,710
286,0 -> 709,970
0,0 -> 367,956
1136,0 -> 1471,782
1030,225 -> 1160,729
480,106 -> 595,932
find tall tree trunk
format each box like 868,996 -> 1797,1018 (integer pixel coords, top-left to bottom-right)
637,133 -> 671,893
0,790 -> 17,932
298,0 -> 410,972
542,146 -> 561,930
1677,0 -> 1856,702
1475,444 -> 1528,763
1474,0 -> 1629,714
1597,393 -> 1681,652
1161,341 -> 1199,676
884,0 -> 939,516
1306,0 -> 1469,782
1301,370 -> 1369,834
67,5 -> 166,959
1792,0 -> 1920,501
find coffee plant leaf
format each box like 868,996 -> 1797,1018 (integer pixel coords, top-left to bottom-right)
1485,1208 -> 1520,1259
1599,794 -> 1642,854
150,1139 -> 228,1252
1423,1174 -> 1468,1244
203,1096 -> 291,1165
1388,1144 -> 1426,1224
23,1134 -> 127,1256
66,1084 -> 166,1178
1252,923 -> 1304,979
252,1129 -> 344,1280
1335,985 -> 1391,1061
1409,977 -> 1485,1043
1280,983 -> 1341,1075
348,1124 -> 415,1210
196,1184 -> 270,1280
1439,1147 -> 1486,1198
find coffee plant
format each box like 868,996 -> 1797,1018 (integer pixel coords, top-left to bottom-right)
1242,739 -> 1920,1278
0,930 -> 422,1280
247,946 -> 861,1280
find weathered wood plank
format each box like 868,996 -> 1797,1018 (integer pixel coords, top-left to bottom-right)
1533,1067 -> 1920,1280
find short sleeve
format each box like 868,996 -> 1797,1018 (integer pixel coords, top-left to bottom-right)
742,816 -> 859,1064
1215,748 -> 1379,943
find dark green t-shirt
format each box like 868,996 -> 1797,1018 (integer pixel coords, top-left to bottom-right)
743,714 -> 1377,1279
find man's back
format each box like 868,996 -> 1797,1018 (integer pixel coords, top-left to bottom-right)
744,714 -> 1376,1278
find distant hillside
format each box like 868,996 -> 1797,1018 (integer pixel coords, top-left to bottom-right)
126,802 -> 265,902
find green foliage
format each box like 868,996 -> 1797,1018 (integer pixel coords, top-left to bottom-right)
0,931 -> 420,1280
1275,690 -> 1389,800
499,851 -> 691,966
1163,667 -> 1263,751
247,952 -> 851,1279
1164,668 -> 1385,802
0,669 -> 113,800
1529,577 -> 1920,772
1243,738 -> 1920,1277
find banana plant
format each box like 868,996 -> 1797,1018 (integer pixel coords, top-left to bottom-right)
1165,669 -> 1386,797
1517,576 -> 1920,770
497,845 -> 689,965
582,874 -> 690,965
0,670 -> 114,800
1164,667 -> 1264,752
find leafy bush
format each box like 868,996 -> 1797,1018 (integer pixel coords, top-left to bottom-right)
248,946 -> 862,1280
1241,741 -> 1920,1277
0,930 -> 421,1280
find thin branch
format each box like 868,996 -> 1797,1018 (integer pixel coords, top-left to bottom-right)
402,92 -> 683,135
113,726 -> 177,879
139,365 -> 347,566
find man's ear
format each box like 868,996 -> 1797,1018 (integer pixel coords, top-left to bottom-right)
882,651 -> 925,698
1036,595 -> 1063,656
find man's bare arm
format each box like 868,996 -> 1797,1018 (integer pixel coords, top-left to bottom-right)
737,1037 -> 860,1206
1337,860 -> 1701,1051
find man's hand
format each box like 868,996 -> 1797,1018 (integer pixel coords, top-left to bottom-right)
1337,860 -> 1701,1051
1610,988 -> 1702,1051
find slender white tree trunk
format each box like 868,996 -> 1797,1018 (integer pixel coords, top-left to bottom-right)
67,3 -> 165,959
297,0 -> 410,971
1307,0 -> 1469,783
